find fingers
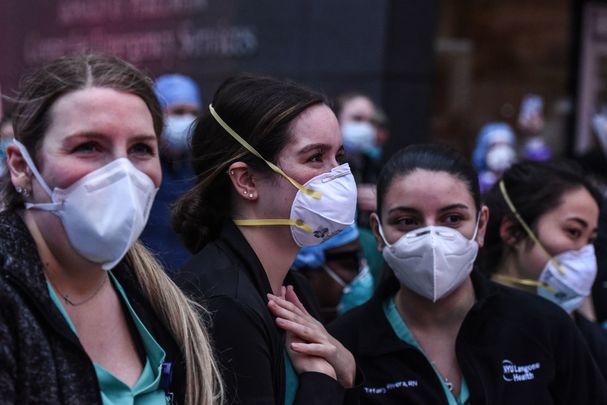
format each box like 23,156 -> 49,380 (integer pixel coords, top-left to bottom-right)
268,291 -> 315,321
275,317 -> 325,342
284,285 -> 307,312
290,342 -> 338,359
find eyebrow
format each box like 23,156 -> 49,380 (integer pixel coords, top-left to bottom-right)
297,143 -> 330,155
64,132 -> 157,143
387,203 -> 470,216
437,203 -> 470,213
565,217 -> 598,233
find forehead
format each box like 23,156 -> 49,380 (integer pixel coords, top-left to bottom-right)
283,104 -> 341,149
339,96 -> 374,120
382,169 -> 475,214
45,86 -> 154,137
541,187 -> 599,227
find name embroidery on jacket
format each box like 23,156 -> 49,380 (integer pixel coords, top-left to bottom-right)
502,359 -> 541,382
364,380 -> 419,394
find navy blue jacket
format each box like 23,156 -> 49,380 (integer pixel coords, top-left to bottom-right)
175,220 -> 350,404
329,271 -> 607,405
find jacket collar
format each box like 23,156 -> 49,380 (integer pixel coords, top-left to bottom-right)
218,219 -> 275,296
0,210 -> 80,344
357,270 -> 499,355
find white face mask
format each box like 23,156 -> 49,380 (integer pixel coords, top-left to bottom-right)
496,180 -> 597,313
288,163 -> 357,246
486,144 -> 516,172
208,104 -> 357,247
378,221 -> 480,302
537,244 -> 597,313
163,114 -> 195,154
341,121 -> 377,154
14,140 -> 158,270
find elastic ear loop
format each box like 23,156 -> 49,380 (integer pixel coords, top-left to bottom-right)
209,104 -> 317,233
497,180 -> 561,292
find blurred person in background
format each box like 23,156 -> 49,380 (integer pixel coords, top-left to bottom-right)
333,92 -> 387,285
0,110 -> 14,180
518,94 -> 552,162
479,160 -> 607,381
0,54 -> 222,405
472,122 -> 517,194
292,223 -> 374,323
579,113 -> 607,327
140,73 -> 201,274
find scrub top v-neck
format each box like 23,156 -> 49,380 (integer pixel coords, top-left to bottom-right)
48,272 -> 168,405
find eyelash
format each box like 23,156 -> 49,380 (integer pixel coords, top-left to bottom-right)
130,143 -> 154,155
71,142 -> 155,156
72,142 -> 100,153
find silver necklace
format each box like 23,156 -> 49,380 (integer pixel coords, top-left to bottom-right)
51,274 -> 108,306
431,361 -> 455,392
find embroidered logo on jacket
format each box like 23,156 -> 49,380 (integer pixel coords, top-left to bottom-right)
364,380 -> 419,394
502,359 -> 541,382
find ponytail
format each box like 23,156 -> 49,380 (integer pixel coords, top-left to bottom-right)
125,242 -> 224,405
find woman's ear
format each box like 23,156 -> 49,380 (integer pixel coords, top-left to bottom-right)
228,161 -> 258,201
499,216 -> 519,247
475,205 -> 490,247
369,212 -> 385,252
5,143 -> 32,192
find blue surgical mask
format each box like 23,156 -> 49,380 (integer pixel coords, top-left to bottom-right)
0,138 -> 10,161
0,139 -> 10,177
163,114 -> 195,154
322,262 -> 374,315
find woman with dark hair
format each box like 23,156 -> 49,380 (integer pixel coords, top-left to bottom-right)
479,160 -> 607,380
172,74 -> 358,404
325,144 -> 607,404
0,54 -> 223,404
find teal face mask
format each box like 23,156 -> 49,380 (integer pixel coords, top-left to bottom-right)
0,138 -> 10,161
0,139 -> 10,177
321,262 -> 374,316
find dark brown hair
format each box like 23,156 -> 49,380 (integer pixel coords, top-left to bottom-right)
478,159 -> 602,275
172,73 -> 327,253
1,53 -> 163,210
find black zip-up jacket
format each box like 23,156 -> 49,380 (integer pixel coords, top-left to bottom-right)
175,220 -> 349,405
0,210 -> 186,404
574,312 -> 607,382
328,271 -> 607,405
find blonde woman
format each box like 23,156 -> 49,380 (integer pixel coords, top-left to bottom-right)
0,54 -> 222,404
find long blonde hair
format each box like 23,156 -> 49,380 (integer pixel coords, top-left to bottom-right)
4,54 -> 223,404
126,242 -> 224,404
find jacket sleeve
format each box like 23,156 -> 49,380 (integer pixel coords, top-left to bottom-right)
0,306 -> 16,403
553,314 -> 607,404
208,295 -> 345,405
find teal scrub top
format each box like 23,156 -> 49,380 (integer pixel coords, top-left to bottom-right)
383,297 -> 470,405
284,352 -> 299,405
48,272 -> 168,405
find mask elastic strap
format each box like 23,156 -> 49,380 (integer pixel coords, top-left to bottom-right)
498,180 -> 565,275
233,218 -> 312,233
493,273 -> 556,293
209,104 -> 321,199
321,264 -> 348,288
376,220 -> 392,248
13,139 -> 62,211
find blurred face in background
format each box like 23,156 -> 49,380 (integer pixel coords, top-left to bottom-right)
338,95 -> 376,125
298,239 -> 364,323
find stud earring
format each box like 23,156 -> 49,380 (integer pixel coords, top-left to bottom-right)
16,187 -> 31,198
243,190 -> 248,196
230,170 -> 235,176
